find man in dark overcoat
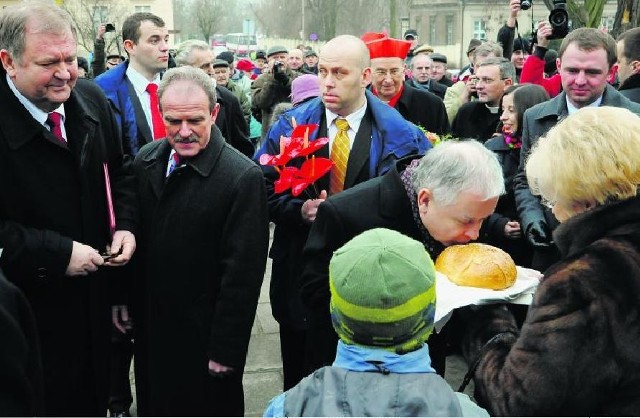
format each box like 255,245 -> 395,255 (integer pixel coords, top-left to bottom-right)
300,141 -> 505,376
129,66 -> 269,416
0,2 -> 137,416
513,28 -> 640,271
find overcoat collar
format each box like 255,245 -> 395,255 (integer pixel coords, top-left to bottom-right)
139,126 -> 226,198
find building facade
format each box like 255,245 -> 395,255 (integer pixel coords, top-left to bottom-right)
401,0 -> 617,68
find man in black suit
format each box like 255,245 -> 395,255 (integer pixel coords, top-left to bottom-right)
408,54 -> 448,99
0,2 -> 136,415
254,34 -> 430,391
300,141 -> 505,375
364,32 -> 449,135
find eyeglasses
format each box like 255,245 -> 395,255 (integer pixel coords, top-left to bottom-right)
373,68 -> 404,77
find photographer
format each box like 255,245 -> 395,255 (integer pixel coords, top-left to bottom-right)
520,21 -> 563,97
496,0 -> 530,82
91,23 -> 122,77
251,45 -> 300,139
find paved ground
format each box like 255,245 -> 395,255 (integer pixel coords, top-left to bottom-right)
126,224 -> 476,417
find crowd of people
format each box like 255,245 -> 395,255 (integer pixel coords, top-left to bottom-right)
2,0 -> 640,416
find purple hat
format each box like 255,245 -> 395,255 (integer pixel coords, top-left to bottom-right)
290,74 -> 320,105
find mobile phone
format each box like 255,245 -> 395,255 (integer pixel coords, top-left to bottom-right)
101,248 -> 122,261
105,23 -> 116,32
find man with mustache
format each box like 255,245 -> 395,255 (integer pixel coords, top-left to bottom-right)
130,66 -> 269,416
254,34 -> 430,391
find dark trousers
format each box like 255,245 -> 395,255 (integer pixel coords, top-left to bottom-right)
108,327 -> 133,414
279,324 -> 308,390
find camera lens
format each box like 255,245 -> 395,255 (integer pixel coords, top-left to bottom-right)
550,10 -> 568,26
521,0 -> 532,10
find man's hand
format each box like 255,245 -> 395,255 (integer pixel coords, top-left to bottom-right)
536,21 -> 552,48
96,23 -> 106,41
525,220 -> 552,248
66,241 -> 104,276
463,75 -> 479,102
208,360 -> 234,377
112,305 -> 133,334
301,190 -> 327,223
104,230 -> 136,266
508,0 -> 521,24
504,220 -> 522,239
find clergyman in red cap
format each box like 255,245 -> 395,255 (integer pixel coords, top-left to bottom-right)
363,32 -> 450,135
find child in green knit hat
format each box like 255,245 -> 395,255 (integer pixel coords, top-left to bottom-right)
265,228 -> 488,417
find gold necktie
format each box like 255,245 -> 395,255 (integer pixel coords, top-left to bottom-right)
330,118 -> 350,195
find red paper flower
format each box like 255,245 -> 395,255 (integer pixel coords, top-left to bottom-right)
260,122 -> 333,197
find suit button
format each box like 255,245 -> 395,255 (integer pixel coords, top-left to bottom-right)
36,267 -> 47,279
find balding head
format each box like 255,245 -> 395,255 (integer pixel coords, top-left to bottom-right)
317,35 -> 372,117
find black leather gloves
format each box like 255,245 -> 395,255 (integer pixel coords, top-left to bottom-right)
525,220 -> 552,248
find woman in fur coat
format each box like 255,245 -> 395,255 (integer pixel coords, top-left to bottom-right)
467,107 -> 640,416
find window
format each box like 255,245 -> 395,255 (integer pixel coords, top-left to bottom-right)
400,17 -> 409,39
600,15 -> 614,32
135,5 -> 151,13
92,6 -> 108,29
446,15 -> 454,45
429,15 -> 437,45
473,19 -> 486,40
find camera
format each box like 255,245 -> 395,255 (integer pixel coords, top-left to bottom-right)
531,0 -> 569,43
520,0 -> 532,11
105,23 -> 116,32
273,60 -> 284,73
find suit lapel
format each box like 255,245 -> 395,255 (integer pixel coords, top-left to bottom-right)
126,80 -> 154,146
344,107 -> 372,189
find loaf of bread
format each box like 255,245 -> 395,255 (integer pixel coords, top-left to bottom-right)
435,243 -> 517,290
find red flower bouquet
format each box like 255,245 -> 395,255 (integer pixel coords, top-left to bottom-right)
259,120 -> 333,197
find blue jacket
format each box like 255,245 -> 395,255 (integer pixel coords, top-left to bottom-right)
256,90 -> 430,178
95,61 -> 147,156
253,91 -> 430,330
265,342 -> 488,417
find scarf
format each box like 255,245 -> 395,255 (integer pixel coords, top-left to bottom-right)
400,160 -> 445,258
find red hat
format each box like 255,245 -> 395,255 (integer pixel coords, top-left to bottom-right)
236,58 -> 254,72
363,34 -> 412,60
361,31 -> 387,44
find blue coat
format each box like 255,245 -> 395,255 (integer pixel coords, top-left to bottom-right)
95,62 -> 150,156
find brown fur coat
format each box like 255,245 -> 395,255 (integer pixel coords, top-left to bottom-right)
470,195 -> 640,416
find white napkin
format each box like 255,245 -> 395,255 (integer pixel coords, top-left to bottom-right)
434,267 -> 542,332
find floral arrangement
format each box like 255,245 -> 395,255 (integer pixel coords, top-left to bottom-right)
259,119 -> 333,197
416,124 -> 457,146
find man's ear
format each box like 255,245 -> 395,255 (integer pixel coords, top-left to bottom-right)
504,78 -> 513,88
417,188 -> 432,213
210,102 -> 221,123
632,60 -> 640,75
123,39 -> 135,56
0,50 -> 17,77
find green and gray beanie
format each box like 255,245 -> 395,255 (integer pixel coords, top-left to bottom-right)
329,228 -> 437,354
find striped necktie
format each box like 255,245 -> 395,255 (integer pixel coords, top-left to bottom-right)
330,118 -> 350,195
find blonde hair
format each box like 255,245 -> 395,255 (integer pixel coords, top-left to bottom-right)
526,107 -> 640,207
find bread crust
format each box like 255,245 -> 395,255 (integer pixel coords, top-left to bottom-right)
435,243 -> 517,290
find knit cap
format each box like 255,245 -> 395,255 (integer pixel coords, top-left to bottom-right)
329,228 -> 437,354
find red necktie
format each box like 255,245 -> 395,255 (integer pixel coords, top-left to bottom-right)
46,112 -> 65,143
146,83 -> 166,140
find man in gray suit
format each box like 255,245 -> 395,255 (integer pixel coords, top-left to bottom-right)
514,27 -> 640,271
